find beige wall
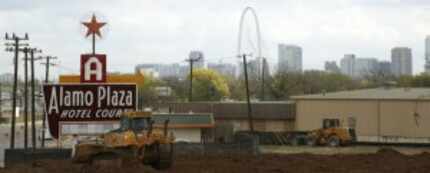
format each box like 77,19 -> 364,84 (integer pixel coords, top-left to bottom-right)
380,101 -> 430,138
296,99 -> 430,141
216,119 -> 294,132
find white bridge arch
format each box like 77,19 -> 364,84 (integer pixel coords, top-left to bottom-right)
237,6 -> 262,58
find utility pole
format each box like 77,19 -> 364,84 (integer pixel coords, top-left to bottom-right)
261,58 -> 266,101
22,47 -> 30,149
239,54 -> 254,133
185,55 -> 202,102
0,83 -> 2,120
4,33 -> 29,149
28,48 -> 42,150
40,56 -> 57,148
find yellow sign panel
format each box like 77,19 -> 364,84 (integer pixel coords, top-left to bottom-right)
59,74 -> 144,84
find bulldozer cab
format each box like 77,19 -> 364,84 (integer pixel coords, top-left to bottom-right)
119,116 -> 152,131
112,111 -> 154,133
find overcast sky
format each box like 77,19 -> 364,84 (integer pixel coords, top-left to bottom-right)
1,0 -> 430,79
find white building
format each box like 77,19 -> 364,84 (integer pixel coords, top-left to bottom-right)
391,47 -> 412,76
340,54 -> 356,77
135,63 -> 188,79
425,36 -> 430,73
278,44 -> 302,73
354,58 -> 378,78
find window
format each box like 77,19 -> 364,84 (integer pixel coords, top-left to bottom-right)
131,118 -> 149,130
120,117 -> 131,131
322,119 -> 340,129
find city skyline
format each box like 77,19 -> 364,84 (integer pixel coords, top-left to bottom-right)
1,0 -> 430,78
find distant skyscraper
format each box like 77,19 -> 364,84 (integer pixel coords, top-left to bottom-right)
247,57 -> 262,79
378,61 -> 392,76
324,61 -> 340,73
354,58 -> 378,78
391,47 -> 412,76
425,36 -> 430,73
135,63 -> 188,79
278,44 -> 302,73
189,51 -> 205,68
340,54 -> 356,77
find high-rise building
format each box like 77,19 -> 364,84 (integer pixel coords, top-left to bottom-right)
324,61 -> 340,73
207,62 -> 237,77
391,47 -> 412,76
278,44 -> 302,73
189,51 -> 205,68
340,54 -> 356,77
354,58 -> 379,78
135,63 -> 188,79
378,61 -> 392,76
247,57 -> 262,79
425,36 -> 430,73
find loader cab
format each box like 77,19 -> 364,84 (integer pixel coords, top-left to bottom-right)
322,119 -> 340,129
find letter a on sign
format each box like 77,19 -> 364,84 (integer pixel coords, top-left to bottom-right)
80,54 -> 107,83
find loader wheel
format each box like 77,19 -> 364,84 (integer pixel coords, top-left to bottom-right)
152,143 -> 174,170
327,135 -> 340,147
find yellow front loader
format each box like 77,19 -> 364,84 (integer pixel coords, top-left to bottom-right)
306,119 -> 356,147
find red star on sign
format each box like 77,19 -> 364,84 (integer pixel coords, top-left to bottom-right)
82,14 -> 106,38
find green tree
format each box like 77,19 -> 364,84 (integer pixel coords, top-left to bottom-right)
189,69 -> 230,101
396,75 -> 414,87
226,76 -> 246,101
270,72 -> 305,100
162,76 -> 188,101
270,70 -> 357,100
136,75 -> 163,108
412,73 -> 430,87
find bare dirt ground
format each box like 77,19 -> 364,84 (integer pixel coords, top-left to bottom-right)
2,147 -> 430,173
261,145 -> 430,155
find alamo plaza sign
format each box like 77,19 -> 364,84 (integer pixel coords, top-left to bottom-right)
42,14 -> 138,139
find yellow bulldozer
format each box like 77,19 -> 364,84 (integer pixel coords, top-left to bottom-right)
72,111 -> 175,170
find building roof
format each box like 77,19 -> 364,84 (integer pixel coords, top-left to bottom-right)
291,88 -> 430,100
163,102 -> 295,120
152,113 -> 214,128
